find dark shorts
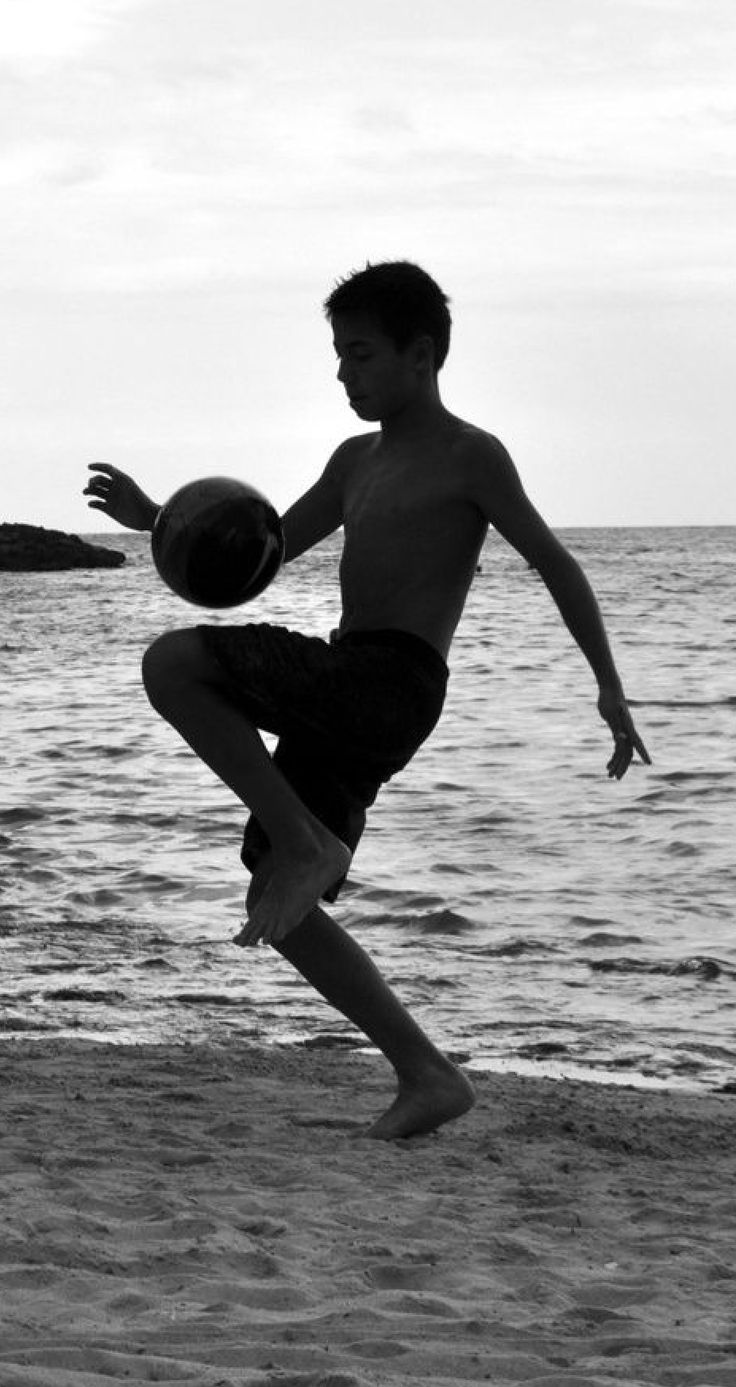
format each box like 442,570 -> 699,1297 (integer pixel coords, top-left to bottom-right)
198,622 -> 448,901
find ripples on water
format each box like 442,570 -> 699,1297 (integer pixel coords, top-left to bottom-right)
1,526 -> 734,1091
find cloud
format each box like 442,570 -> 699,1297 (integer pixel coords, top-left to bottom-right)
0,0 -> 148,69
351,106 -> 415,138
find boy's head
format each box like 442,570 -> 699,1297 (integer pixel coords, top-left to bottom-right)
323,261 -> 452,374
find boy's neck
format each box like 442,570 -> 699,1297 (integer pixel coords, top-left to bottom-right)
379,387 -> 451,445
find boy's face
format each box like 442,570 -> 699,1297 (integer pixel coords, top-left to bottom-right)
331,311 -> 426,422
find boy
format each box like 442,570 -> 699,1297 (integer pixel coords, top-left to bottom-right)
84,260 -> 649,1139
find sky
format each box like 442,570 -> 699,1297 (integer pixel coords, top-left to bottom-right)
2,0 -> 735,532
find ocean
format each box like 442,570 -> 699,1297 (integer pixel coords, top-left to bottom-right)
1,525 -> 734,1092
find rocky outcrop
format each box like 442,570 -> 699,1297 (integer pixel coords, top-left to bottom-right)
0,523 -> 126,572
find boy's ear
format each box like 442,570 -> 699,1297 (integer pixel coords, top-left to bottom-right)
412,333 -> 435,374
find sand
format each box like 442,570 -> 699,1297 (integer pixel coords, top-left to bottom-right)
1,1039 -> 735,1387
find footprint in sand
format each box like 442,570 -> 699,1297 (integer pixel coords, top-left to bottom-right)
290,1114 -> 368,1132
571,1277 -> 657,1310
367,1260 -> 437,1291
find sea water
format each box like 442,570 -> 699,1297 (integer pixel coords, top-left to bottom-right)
1,526 -> 734,1090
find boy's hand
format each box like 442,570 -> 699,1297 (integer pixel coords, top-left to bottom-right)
84,462 -> 160,532
598,686 -> 651,780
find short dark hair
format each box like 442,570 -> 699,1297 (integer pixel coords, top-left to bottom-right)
323,260 -> 452,371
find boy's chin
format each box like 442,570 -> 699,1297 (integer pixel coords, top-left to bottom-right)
349,398 -> 381,421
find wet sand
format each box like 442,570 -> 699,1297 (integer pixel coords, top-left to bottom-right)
1,1038 -> 735,1386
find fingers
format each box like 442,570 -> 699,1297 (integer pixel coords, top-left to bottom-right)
83,463 -> 117,509
632,732 -> 652,765
599,689 -> 652,780
606,726 -> 652,779
607,731 -> 633,780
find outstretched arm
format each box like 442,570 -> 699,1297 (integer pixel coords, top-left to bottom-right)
84,445 -> 345,556
474,437 -> 651,779
84,462 -> 161,531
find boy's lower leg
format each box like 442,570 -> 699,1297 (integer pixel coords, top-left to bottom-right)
271,898 -> 476,1139
141,630 -> 350,941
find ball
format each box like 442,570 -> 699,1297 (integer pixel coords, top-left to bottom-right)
151,476 -> 284,608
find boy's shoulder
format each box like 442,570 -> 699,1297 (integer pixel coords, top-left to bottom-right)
441,420 -> 530,525
324,432 -> 380,481
332,431 -> 380,458
449,417 -> 508,455
445,419 -> 515,485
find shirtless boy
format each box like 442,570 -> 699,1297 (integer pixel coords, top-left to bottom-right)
85,260 -> 649,1140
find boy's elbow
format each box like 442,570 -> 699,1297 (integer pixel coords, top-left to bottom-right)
535,539 -> 584,597
530,532 -> 575,580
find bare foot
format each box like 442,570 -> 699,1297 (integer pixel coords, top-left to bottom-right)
365,1064 -> 476,1141
234,830 -> 351,947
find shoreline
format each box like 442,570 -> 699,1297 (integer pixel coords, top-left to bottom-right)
1,1026 -> 726,1097
2,1036 -> 735,1386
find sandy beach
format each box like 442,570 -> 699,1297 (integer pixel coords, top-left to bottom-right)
1,1039 -> 735,1387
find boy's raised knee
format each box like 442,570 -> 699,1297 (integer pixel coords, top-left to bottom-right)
141,630 -> 176,707
141,628 -> 218,710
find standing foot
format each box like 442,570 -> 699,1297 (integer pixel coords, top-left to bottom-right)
234,831 -> 351,947
364,1064 -> 476,1141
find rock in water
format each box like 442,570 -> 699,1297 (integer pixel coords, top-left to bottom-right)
0,523 -> 126,572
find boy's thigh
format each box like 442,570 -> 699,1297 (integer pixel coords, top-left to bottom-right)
199,621 -> 446,770
198,621 -> 336,741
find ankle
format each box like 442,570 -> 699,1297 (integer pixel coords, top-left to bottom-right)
394,1049 -> 460,1088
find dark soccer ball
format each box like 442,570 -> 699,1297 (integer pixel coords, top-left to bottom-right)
151,476 -> 284,608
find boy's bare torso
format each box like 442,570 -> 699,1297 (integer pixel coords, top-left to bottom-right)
335,416 -> 490,660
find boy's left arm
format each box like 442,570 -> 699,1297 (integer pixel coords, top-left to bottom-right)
473,437 -> 651,780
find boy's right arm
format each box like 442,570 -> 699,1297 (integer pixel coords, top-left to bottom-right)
84,463 -> 160,531
280,445 -> 346,563
84,443 -> 347,553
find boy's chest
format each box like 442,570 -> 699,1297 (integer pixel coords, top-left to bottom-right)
342,455 -> 469,530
